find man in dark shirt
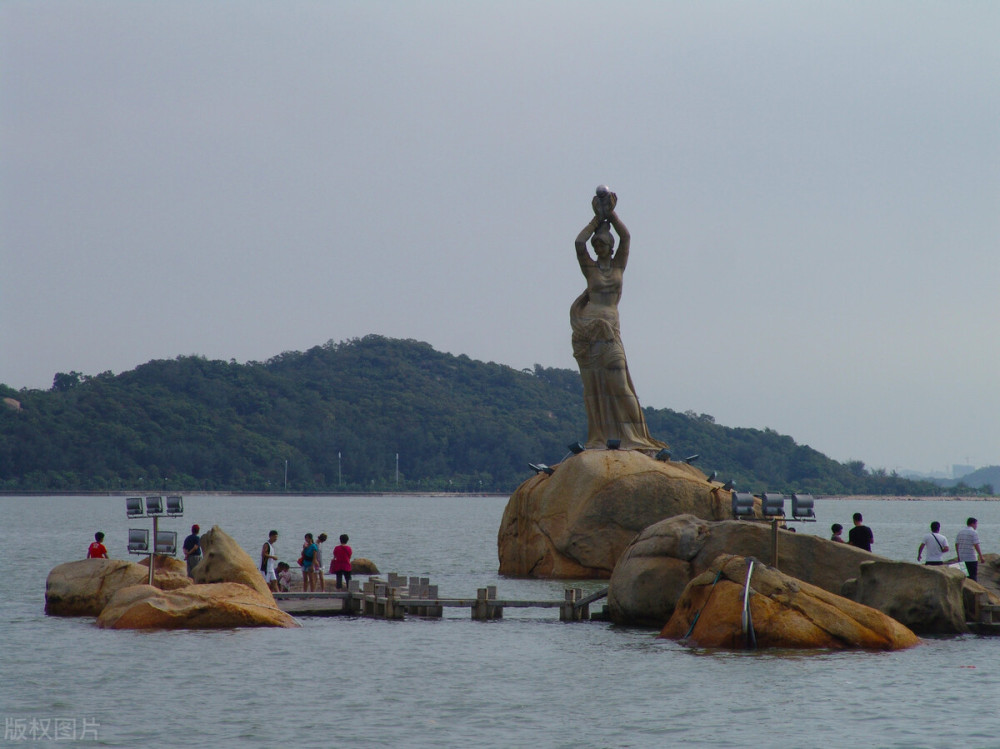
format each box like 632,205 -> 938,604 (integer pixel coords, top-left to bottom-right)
848,512 -> 874,551
183,524 -> 202,578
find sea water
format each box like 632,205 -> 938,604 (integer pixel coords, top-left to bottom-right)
3,495 -> 1000,748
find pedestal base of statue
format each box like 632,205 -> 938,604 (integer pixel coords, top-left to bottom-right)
497,448 -> 731,579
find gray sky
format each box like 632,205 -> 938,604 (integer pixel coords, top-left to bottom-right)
3,2 -> 998,474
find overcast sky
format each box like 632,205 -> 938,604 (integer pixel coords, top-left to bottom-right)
2,2 -> 998,474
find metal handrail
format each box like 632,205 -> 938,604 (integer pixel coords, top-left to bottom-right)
741,559 -> 757,649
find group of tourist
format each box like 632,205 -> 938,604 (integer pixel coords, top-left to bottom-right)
915,517 -> 985,581
259,530 -> 353,593
829,512 -> 875,551
829,513 -> 987,581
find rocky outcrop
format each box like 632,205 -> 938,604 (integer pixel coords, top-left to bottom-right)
351,558 -> 379,575
608,514 -> 876,627
660,555 -> 920,650
844,560 -> 1000,634
45,559 -> 192,617
46,527 -> 296,629
498,450 -> 731,578
191,526 -> 273,598
97,583 -> 299,629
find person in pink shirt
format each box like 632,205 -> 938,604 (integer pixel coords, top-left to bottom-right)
330,534 -> 353,590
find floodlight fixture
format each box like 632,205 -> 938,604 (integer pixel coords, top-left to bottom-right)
707,471 -> 717,483
127,528 -> 150,554
731,492 -> 755,519
721,480 -> 735,492
655,448 -> 671,462
155,531 -> 178,556
791,493 -> 816,520
684,454 -> 700,464
606,439 -> 621,450
567,442 -> 585,454
166,495 -> 184,516
145,495 -> 164,516
761,492 -> 786,517
126,497 -> 144,518
528,463 -> 555,476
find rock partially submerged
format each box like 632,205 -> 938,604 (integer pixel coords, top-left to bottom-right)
45,558 -> 192,617
660,554 -> 920,651
97,583 -> 299,629
351,558 -> 379,575
498,450 -> 731,578
608,514 -> 874,627
47,527 -> 297,629
843,560 -> 1000,635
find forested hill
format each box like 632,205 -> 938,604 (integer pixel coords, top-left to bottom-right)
0,335 -> 945,495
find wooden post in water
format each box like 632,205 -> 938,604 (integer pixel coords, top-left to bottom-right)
560,588 -> 578,621
472,586 -> 502,620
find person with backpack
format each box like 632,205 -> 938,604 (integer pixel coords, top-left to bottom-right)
299,533 -> 318,592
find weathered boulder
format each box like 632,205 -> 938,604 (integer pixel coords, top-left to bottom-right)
844,560 -> 1000,634
351,558 -> 379,575
191,526 -> 273,598
608,514 -> 876,627
138,555 -> 188,576
660,554 -> 920,650
45,558 -> 192,617
96,583 -> 299,629
498,450 -> 731,578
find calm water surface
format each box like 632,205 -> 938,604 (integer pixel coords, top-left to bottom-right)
4,495 -> 1000,748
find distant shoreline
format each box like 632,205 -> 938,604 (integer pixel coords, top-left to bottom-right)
0,490 -> 511,498
1,491 -> 996,500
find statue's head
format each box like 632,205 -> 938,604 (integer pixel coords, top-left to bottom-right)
591,222 -> 615,257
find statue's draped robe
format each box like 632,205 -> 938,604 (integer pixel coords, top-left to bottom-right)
570,287 -> 666,451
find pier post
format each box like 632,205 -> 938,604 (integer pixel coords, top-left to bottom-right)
472,587 -> 502,620
560,588 -> 589,621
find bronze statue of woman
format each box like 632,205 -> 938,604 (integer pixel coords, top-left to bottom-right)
571,187 -> 666,451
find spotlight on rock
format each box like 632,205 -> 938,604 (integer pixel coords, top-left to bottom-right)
567,441 -> 585,454
683,454 -> 700,464
606,439 -> 621,450
655,448 -> 671,462
528,463 -> 555,476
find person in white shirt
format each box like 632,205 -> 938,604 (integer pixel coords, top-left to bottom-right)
955,517 -> 984,581
917,521 -> 949,566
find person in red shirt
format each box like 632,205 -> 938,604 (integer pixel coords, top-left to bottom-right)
330,534 -> 352,590
87,532 -> 109,559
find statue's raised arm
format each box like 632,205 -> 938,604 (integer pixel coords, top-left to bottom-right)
569,187 -> 665,452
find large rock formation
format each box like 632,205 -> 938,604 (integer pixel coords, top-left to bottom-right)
191,526 -> 273,598
660,554 -> 920,650
46,527 -> 297,629
844,559 -> 1000,635
608,514 -> 876,627
45,558 -> 192,617
97,583 -> 299,629
498,450 -> 731,578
